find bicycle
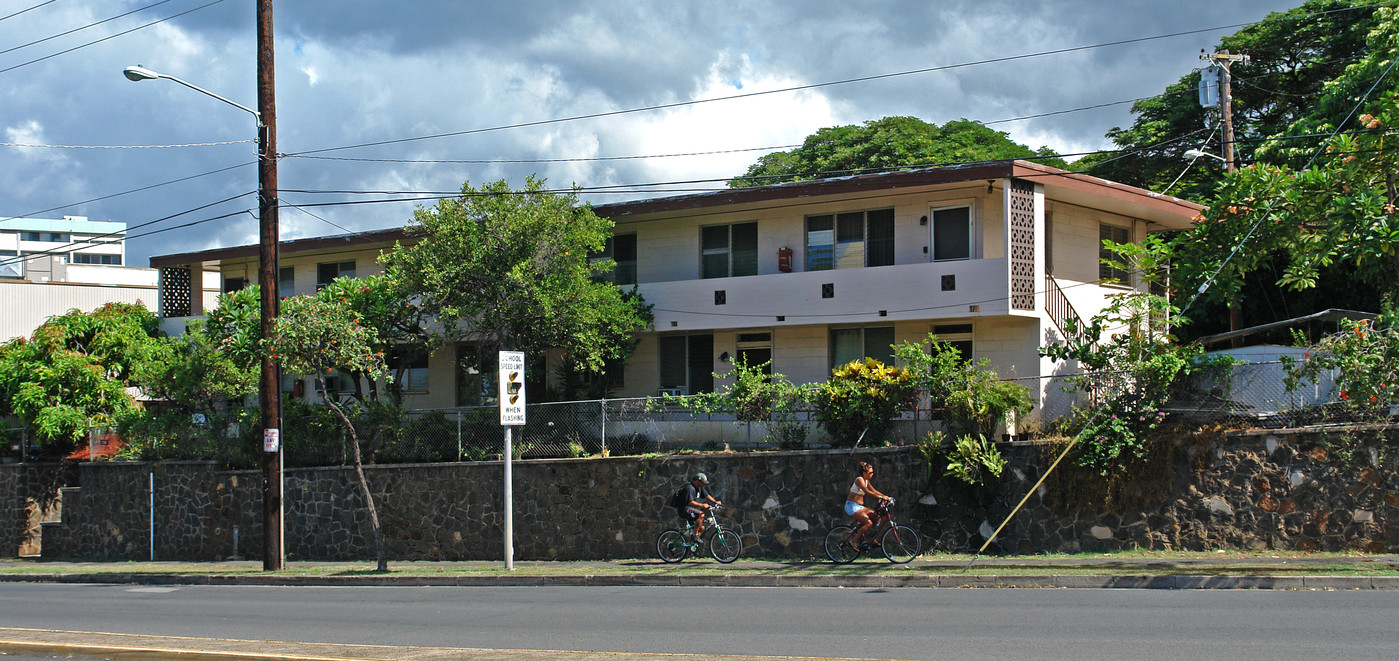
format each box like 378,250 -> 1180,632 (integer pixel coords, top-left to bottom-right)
656,504 -> 743,564
823,498 -> 920,564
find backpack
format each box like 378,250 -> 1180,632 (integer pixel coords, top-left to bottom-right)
668,486 -> 688,509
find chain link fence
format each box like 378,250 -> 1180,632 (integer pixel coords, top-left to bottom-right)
1009,361 -> 1359,432
12,361 -> 1379,467
0,425 -> 29,463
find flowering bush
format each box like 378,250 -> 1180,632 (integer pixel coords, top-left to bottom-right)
1042,292 -> 1218,474
1283,310 -> 1399,422
813,358 -> 919,447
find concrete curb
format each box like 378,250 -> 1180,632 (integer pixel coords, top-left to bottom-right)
0,572 -> 1394,590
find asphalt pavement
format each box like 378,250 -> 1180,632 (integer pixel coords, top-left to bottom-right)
2,555 -> 1396,660
1,553 -> 1397,589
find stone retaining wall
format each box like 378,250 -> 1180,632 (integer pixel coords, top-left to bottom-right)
0,463 -> 67,557
24,428 -> 1399,561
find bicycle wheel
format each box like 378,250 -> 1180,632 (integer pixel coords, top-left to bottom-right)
709,529 -> 742,564
824,525 -> 860,564
656,529 -> 691,563
881,525 -> 921,563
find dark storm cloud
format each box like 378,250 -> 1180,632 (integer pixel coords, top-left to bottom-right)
0,0 -> 1305,266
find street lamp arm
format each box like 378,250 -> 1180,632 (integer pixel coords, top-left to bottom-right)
1183,148 -> 1227,163
122,65 -> 262,126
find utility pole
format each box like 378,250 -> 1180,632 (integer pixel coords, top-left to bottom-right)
256,0 -> 284,571
1203,50 -> 1249,173
1203,50 -> 1250,345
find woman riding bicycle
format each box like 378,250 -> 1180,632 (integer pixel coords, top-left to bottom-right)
844,461 -> 891,547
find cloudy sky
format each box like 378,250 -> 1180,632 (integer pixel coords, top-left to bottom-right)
1,0 -> 1301,266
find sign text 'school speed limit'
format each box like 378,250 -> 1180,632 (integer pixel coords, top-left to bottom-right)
498,351 -> 526,425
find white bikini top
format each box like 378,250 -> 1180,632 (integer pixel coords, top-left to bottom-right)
849,480 -> 865,496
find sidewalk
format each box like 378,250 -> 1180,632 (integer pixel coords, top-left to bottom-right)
2,556 -> 1396,661
2,554 -> 1397,590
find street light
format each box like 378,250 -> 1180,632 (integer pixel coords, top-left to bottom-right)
124,63 -> 284,570
1183,148 -> 1227,163
123,66 -> 262,124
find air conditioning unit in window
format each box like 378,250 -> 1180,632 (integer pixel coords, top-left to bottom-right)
657,388 -> 687,397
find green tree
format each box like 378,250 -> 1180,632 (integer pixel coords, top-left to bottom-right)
1041,291 -> 1217,473
729,116 -> 1067,188
134,320 -> 258,414
1171,7 -> 1399,311
1075,0 -> 1382,199
318,274 -> 442,406
381,176 -> 652,386
204,286 -> 264,375
0,303 -> 162,453
270,294 -> 391,571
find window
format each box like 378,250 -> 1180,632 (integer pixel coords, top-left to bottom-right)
659,334 -> 714,394
701,222 -> 757,279
591,233 -> 637,285
806,209 -> 894,271
71,253 -> 122,265
455,344 -> 502,406
279,266 -> 295,295
391,351 -> 428,392
1099,223 -> 1131,285
224,277 -> 248,293
932,323 -> 974,362
280,373 -> 301,399
321,370 -> 359,395
735,332 -> 773,376
829,326 -> 895,371
317,260 -> 354,290
0,250 -> 19,278
931,205 -> 971,262
19,232 -> 68,243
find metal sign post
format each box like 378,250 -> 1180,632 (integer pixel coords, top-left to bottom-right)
498,351 -> 526,571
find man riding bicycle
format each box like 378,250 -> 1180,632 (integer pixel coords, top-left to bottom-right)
678,472 -> 722,543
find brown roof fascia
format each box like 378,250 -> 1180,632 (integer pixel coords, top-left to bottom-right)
149,227 -> 415,268
592,161 -> 1017,219
1010,160 -> 1204,221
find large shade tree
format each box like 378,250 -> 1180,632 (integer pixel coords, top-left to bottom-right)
1073,0 -> 1382,200
381,176 -> 652,388
0,303 -> 163,453
728,116 -> 1067,188
1171,6 -> 1399,314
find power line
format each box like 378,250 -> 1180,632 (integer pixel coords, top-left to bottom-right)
1,139 -> 254,149
0,0 -> 58,23
0,0 -> 175,58
286,10 -> 1367,158
279,94 -> 1170,168
0,191 -> 254,270
0,0 -> 227,76
10,160 -> 253,221
1179,55 -> 1399,319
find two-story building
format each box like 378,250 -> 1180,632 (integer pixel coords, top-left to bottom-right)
149,160 -> 1202,422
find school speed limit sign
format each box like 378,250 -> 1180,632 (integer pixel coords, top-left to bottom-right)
498,351 -> 526,425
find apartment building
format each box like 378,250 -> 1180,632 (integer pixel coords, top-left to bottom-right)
149,160 -> 1203,419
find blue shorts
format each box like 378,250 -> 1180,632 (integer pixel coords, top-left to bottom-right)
844,501 -> 866,517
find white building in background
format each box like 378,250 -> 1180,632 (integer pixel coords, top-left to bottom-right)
0,216 -> 218,341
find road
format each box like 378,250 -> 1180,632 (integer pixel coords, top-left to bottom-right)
2,583 -> 1397,660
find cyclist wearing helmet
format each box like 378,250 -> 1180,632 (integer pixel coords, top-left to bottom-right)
681,472 -> 722,543
844,461 -> 891,547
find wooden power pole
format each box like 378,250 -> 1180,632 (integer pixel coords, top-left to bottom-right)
1203,50 -> 1249,344
256,0 -> 283,571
